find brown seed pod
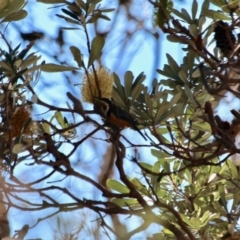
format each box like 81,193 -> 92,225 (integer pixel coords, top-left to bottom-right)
214,20 -> 236,57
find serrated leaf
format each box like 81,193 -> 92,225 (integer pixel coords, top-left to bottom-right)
12,143 -> 25,154
70,46 -> 82,68
106,179 -> 130,193
41,64 -> 78,72
1,9 -> 27,23
88,36 -> 105,67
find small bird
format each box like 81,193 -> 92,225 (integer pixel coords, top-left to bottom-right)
94,98 -> 147,140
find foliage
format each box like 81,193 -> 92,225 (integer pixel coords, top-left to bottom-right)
1,0 -> 240,239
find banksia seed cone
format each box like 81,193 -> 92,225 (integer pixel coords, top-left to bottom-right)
214,20 -> 236,57
9,105 -> 34,138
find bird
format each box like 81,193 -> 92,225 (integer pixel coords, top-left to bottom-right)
94,98 -> 147,141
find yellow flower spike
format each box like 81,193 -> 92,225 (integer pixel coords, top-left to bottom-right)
81,67 -> 113,103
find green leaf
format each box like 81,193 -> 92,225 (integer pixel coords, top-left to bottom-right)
172,9 -> 191,22
41,64 -> 78,72
124,71 -> 133,100
151,149 -> 170,159
0,0 -> 8,11
166,53 -> 180,73
202,9 -> 231,20
180,215 -> 201,229
132,72 -> 145,89
56,14 -> 80,25
0,0 -> 25,19
154,106 -> 167,125
70,46 -> 82,68
51,111 -> 66,128
130,178 -> 148,195
227,160 -> 239,179
1,9 -> 27,23
37,0 -> 66,3
138,162 -> 153,172
192,0 -> 198,19
88,36 -> 105,67
166,91 -> 182,109
189,24 -> 198,37
113,72 -> 125,100
0,61 -> 12,72
111,198 -> 138,207
12,143 -> 25,154
41,122 -> 51,134
198,15 -> 206,32
209,0 -> 225,8
106,179 -> 130,193
112,88 -> 126,107
152,161 -> 161,173
131,83 -> 144,102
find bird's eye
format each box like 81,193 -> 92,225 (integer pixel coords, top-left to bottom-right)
101,105 -> 108,111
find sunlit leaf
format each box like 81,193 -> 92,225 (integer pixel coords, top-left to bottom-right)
202,9 -> 231,20
106,179 -> 130,193
111,198 -> 139,207
12,143 -> 25,154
